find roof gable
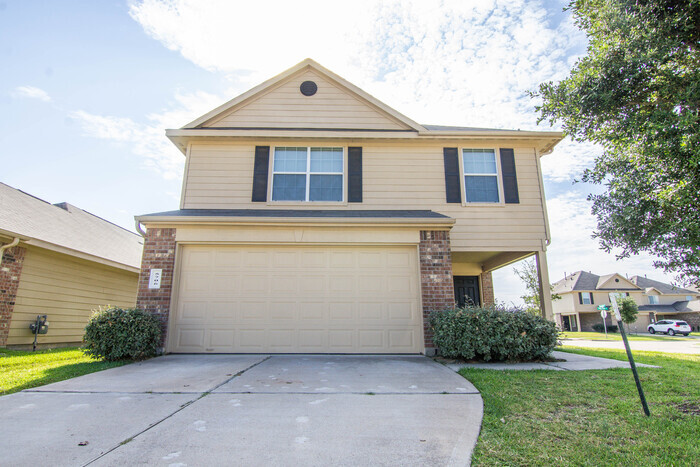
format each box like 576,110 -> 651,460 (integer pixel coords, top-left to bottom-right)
185,59 -> 424,132
596,273 -> 639,290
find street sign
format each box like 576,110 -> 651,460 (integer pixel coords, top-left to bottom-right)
600,309 -> 608,319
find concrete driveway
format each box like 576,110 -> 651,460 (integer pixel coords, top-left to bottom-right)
0,355 -> 483,466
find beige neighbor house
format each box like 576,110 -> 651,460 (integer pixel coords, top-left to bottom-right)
552,271 -> 700,333
134,59 -> 564,355
0,183 -> 143,348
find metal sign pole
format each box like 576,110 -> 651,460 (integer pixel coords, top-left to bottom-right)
609,294 -> 650,416
598,305 -> 609,338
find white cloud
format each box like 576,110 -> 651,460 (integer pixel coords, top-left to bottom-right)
12,85 -> 51,102
71,91 -> 226,180
128,0 -> 585,129
541,138 -> 602,183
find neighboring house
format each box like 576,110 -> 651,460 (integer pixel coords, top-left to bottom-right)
0,183 -> 143,348
552,271 -> 700,333
134,59 -> 563,355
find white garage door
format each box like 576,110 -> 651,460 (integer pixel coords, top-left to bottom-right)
170,245 -> 423,353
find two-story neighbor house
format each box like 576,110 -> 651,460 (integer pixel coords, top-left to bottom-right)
135,59 -> 563,355
552,271 -> 700,333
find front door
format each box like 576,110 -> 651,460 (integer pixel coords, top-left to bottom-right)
454,276 -> 481,307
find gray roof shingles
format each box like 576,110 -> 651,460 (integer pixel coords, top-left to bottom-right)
138,209 -> 451,219
630,275 -> 695,295
0,183 -> 143,269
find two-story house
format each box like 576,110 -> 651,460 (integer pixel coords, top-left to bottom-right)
134,59 -> 563,355
552,271 -> 700,333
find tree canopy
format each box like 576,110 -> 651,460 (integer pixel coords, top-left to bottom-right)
534,0 -> 700,285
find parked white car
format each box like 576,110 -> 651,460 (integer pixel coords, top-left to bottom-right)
648,320 -> 692,336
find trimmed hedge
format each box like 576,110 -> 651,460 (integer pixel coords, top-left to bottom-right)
83,307 -> 161,361
592,323 -> 618,333
430,305 -> 560,361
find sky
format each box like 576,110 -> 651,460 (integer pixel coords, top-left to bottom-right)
0,0 -> 674,305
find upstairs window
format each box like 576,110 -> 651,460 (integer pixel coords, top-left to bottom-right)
580,292 -> 593,305
462,149 -> 499,203
648,295 -> 659,305
271,147 -> 343,202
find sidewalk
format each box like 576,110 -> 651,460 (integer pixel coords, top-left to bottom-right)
443,350 -> 659,371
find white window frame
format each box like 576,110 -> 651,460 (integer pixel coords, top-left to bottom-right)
270,146 -> 345,203
581,292 -> 593,305
648,295 -> 659,305
458,147 -> 504,205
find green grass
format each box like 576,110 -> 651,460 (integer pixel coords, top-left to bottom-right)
461,347 -> 700,466
561,331 -> 694,341
0,347 -> 128,396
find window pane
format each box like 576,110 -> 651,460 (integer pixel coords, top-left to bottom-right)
465,175 -> 499,202
309,175 -> 342,201
582,293 -> 592,305
274,147 -> 307,172
463,149 -> 497,174
272,174 -> 306,201
310,147 -> 343,173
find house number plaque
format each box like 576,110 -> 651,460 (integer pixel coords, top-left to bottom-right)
148,269 -> 163,289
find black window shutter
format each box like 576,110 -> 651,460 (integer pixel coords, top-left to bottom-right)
579,292 -> 583,305
443,148 -> 461,203
499,148 -> 519,204
252,146 -> 270,202
590,293 -> 594,304
348,147 -> 363,203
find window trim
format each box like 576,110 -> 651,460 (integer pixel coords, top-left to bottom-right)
458,147 -> 505,206
268,145 -> 347,204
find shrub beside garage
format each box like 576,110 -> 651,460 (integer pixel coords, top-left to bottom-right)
83,306 -> 161,361
430,305 -> 560,361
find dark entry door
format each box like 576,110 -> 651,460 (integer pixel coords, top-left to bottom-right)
454,276 -> 481,307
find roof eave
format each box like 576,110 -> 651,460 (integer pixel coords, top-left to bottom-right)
166,128 -> 565,155
136,215 -> 455,229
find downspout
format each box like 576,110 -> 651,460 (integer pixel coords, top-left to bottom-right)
535,149 -> 552,247
0,237 -> 20,265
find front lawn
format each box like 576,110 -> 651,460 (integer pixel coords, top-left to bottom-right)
561,331 -> 694,342
462,347 -> 699,465
0,347 -> 127,396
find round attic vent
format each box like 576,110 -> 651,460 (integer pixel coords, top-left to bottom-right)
615,278 -> 620,282
300,81 -> 318,96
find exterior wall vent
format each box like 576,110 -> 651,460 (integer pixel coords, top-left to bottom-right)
300,81 -> 318,96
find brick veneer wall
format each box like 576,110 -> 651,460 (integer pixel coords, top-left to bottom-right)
419,230 -> 455,353
136,228 -> 176,348
0,246 -> 26,346
480,271 -> 494,306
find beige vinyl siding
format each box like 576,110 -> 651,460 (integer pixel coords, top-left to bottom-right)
181,141 -> 548,251
208,70 -> 409,131
6,247 -> 139,346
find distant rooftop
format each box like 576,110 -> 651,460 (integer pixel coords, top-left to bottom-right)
0,183 -> 143,269
553,270 -> 697,295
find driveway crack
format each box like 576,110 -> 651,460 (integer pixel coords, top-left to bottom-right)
81,355 -> 271,466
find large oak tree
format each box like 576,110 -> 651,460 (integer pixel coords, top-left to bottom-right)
535,0 -> 700,284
